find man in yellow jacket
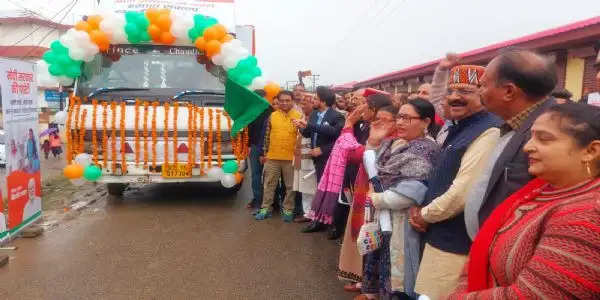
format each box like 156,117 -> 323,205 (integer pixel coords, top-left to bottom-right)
256,90 -> 303,222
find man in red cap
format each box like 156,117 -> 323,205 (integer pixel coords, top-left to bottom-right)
408,64 -> 501,299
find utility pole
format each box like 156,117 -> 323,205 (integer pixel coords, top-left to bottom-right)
306,74 -> 320,92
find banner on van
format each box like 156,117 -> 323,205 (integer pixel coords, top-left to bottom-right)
98,0 -> 236,31
0,58 -> 41,239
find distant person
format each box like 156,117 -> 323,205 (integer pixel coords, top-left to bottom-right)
335,94 -> 348,117
292,83 -> 305,111
416,83 -> 431,100
256,91 -> 303,222
42,139 -> 50,160
551,88 -> 573,104
50,132 -> 62,158
580,41 -> 600,107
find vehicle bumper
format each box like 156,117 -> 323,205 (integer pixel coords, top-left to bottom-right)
98,159 -> 247,184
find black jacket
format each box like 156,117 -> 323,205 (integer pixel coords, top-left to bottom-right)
247,107 -> 273,147
301,108 -> 345,162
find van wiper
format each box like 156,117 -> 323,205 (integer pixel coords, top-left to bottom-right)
88,87 -> 150,98
173,90 -> 225,100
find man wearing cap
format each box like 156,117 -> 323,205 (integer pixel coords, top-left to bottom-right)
463,49 -> 558,240
408,65 -> 501,299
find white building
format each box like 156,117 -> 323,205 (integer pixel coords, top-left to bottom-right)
0,10 -> 71,114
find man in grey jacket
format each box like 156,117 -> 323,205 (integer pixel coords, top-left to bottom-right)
464,49 -> 558,239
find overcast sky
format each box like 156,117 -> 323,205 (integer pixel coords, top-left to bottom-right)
7,0 -> 600,86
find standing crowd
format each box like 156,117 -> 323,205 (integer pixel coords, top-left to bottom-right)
246,47 -> 600,300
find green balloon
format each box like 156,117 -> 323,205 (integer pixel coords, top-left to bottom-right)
227,68 -> 241,82
125,11 -> 139,23
65,63 -> 81,78
251,67 -> 262,77
83,165 -> 102,181
140,31 -> 151,41
188,28 -> 199,41
50,41 -> 67,54
222,160 -> 238,174
58,54 -> 72,66
193,14 -> 206,27
49,64 -> 64,76
136,16 -> 150,29
125,23 -> 139,36
43,51 -> 57,64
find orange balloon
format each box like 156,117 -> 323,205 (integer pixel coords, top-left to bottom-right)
90,30 -> 110,50
194,36 -> 207,51
148,24 -> 162,41
205,40 -> 222,57
86,15 -> 103,30
202,26 -> 219,41
156,14 -> 172,31
264,82 -> 281,99
64,164 -> 84,179
145,8 -> 160,22
75,21 -> 91,33
220,34 -> 234,43
212,24 -> 227,41
160,32 -> 175,45
234,172 -> 244,184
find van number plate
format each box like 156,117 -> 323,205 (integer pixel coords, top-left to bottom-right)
162,164 -> 191,178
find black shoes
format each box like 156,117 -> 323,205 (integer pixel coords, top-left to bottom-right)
301,221 -> 325,233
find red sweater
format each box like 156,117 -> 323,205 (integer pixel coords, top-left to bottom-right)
447,178 -> 600,299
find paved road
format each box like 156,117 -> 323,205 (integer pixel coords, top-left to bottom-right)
0,180 -> 349,299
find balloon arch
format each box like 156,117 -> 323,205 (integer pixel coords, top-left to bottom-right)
40,8 -> 281,99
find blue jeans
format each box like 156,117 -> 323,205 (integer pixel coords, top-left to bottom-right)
249,145 -> 263,208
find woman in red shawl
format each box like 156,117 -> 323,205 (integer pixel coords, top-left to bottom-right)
446,103 -> 600,299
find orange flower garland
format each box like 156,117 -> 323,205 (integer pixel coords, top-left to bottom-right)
91,99 -> 98,165
216,110 -> 222,167
101,101 -> 108,168
242,128 -> 249,158
78,109 -> 87,154
187,103 -> 194,171
110,101 -> 117,173
198,107 -> 205,174
65,96 -> 75,163
151,101 -> 158,169
163,102 -> 170,165
120,102 -> 127,174
143,101 -> 149,168
134,99 -> 140,166
173,102 -> 179,165
207,108 -> 213,167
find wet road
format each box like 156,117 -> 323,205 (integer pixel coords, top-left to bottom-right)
0,180 -> 349,299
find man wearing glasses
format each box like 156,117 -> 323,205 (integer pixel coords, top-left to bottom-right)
409,65 -> 501,299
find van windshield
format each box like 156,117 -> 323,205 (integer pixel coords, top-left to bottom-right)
77,45 -> 225,96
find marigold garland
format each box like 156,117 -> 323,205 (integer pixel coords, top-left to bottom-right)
143,101 -> 149,168
91,99 -> 98,165
65,96 -> 75,163
120,101 -> 127,174
151,101 -> 158,169
78,109 -> 87,154
164,102 -> 170,165
198,107 -> 205,174
207,108 -> 213,168
173,102 -> 179,165
216,110 -> 222,167
243,128 -> 249,158
73,97 -> 81,156
187,103 -> 194,171
134,99 -> 140,166
110,101 -> 117,173
101,101 -> 108,168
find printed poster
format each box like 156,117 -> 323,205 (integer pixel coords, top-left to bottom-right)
0,59 -> 41,236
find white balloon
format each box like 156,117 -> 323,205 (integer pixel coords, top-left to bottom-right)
171,18 -> 193,45
70,178 -> 86,186
211,53 -> 225,66
250,76 -> 267,90
54,111 -> 67,124
37,61 -> 59,87
207,166 -> 224,180
67,47 -> 86,61
220,173 -> 237,188
57,76 -> 74,86
99,12 -> 127,44
74,153 -> 93,168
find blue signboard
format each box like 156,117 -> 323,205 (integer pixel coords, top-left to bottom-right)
44,90 -> 65,102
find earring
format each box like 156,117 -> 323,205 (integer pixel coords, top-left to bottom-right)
585,161 -> 593,177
